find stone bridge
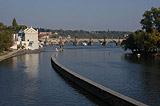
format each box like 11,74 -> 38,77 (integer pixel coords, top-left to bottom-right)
66,38 -> 125,45
39,38 -> 125,46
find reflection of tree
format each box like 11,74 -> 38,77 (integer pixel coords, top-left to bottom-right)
122,54 -> 160,68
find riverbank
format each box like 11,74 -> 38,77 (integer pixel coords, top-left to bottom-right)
0,47 -> 45,62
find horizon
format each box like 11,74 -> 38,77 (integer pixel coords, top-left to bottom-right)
0,0 -> 160,32
35,27 -> 133,32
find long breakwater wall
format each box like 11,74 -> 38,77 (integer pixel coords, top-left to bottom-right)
51,51 -> 148,106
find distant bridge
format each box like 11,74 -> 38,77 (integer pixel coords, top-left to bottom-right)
65,38 -> 125,46
67,38 -> 124,43
39,38 -> 125,46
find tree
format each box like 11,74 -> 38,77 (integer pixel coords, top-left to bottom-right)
12,18 -> 18,28
12,18 -> 18,32
122,29 -> 160,54
0,22 -> 6,31
140,7 -> 160,33
122,30 -> 143,53
17,25 -> 27,30
122,7 -> 160,54
0,22 -> 13,52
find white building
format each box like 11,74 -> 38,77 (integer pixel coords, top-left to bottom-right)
24,26 -> 38,42
11,27 -> 43,50
67,35 -> 71,39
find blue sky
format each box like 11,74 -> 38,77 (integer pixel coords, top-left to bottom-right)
0,0 -> 160,31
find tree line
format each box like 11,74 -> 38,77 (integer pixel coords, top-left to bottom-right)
122,7 -> 160,54
0,22 -> 13,52
0,18 -> 27,53
36,28 -> 131,39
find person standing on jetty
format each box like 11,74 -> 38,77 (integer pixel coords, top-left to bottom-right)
59,38 -> 64,49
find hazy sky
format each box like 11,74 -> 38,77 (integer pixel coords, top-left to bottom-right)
0,0 -> 160,31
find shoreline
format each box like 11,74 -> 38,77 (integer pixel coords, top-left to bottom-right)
0,47 -> 45,62
124,52 -> 160,59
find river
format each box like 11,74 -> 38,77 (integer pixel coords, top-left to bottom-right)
0,46 -> 107,106
56,43 -> 160,106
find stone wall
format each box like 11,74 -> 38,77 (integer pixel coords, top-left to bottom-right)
0,48 -> 45,62
51,51 -> 148,106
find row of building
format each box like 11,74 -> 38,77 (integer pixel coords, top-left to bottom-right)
10,27 -> 72,50
38,32 -> 53,38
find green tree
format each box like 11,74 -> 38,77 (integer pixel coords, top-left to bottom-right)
12,18 -> 18,27
122,29 -> 160,53
122,30 -> 142,53
12,18 -> 18,32
122,7 -> 160,54
17,25 -> 27,30
0,22 -> 13,52
140,7 -> 160,33
0,22 -> 6,31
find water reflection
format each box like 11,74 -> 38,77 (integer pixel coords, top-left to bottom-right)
0,56 -> 18,70
24,54 -> 39,78
121,54 -> 160,105
0,53 -> 40,106
0,46 -> 105,106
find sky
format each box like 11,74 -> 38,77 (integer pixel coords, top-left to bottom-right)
0,0 -> 160,31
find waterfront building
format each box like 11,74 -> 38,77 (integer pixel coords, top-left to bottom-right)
24,26 -> 38,41
67,35 -> 71,39
54,32 -> 58,35
11,27 -> 43,50
51,39 -> 58,45
18,28 -> 25,41
12,32 -> 18,42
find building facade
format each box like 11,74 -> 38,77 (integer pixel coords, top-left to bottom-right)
24,27 -> 38,41
11,27 -> 42,50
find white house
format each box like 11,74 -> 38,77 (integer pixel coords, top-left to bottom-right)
24,26 -> 38,42
11,26 -> 43,50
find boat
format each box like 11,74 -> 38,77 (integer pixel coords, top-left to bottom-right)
81,42 -> 87,46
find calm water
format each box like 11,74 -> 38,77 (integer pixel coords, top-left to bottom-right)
56,43 -> 160,106
0,46 -> 107,106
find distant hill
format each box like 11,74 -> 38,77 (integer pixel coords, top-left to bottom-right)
36,28 -> 132,39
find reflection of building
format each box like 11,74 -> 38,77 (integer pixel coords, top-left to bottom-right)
11,27 -> 43,50
38,32 -> 52,38
24,54 -> 39,78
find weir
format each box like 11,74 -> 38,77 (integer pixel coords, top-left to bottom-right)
51,50 -> 148,106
